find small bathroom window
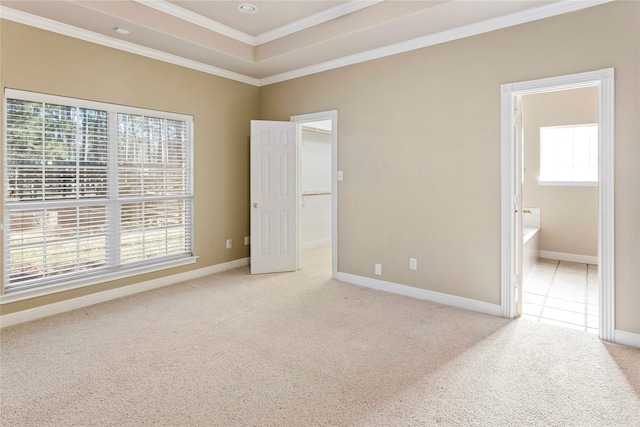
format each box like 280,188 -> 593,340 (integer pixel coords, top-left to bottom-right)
539,124 -> 598,186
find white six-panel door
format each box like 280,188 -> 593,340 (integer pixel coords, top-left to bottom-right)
250,120 -> 298,274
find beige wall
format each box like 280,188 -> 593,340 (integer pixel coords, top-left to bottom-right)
523,88 -> 598,257
259,2 -> 640,333
0,20 -> 259,315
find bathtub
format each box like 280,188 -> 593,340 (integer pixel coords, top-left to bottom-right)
522,208 -> 541,280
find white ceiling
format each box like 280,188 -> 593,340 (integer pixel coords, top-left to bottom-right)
0,0 -> 610,86
167,1 -> 350,36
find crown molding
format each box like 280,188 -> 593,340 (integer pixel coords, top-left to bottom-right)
0,0 -> 615,88
258,0 -> 615,86
0,6 -> 260,86
134,0 -> 256,46
254,0 -> 383,45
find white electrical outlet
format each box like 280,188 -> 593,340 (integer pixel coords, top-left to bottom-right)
226,239 -> 232,249
374,263 -> 382,275
409,257 -> 417,271
244,236 -> 249,245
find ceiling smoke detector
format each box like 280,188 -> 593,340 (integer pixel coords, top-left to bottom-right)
238,4 -> 258,14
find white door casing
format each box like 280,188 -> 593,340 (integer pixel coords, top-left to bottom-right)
500,68 -> 615,342
514,95 -> 524,317
250,120 -> 298,274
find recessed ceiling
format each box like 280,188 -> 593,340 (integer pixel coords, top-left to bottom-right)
0,0 -> 611,86
170,1 -> 348,36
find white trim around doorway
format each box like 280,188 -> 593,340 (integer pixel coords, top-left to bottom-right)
290,110 -> 338,278
500,68 -> 615,342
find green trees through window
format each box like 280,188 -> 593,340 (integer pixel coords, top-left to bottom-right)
4,90 -> 193,293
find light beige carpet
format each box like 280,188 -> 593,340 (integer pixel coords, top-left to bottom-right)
1,246 -> 639,426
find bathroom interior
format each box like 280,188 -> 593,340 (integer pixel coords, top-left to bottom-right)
520,86 -> 599,334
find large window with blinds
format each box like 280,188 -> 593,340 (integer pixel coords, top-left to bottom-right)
3,89 -> 194,297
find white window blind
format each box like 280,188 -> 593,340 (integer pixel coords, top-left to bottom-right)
117,114 -> 191,266
4,90 -> 193,295
539,124 -> 598,184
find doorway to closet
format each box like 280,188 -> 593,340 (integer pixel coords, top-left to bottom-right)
248,111 -> 337,276
299,120 -> 332,271
291,111 -> 338,276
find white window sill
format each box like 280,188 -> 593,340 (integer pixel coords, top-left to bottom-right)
538,180 -> 598,187
0,256 -> 198,305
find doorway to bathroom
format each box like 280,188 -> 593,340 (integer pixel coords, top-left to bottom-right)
500,68 -> 615,342
519,87 -> 599,334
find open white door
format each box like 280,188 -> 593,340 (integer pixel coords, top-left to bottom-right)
514,95 -> 524,317
250,120 -> 298,274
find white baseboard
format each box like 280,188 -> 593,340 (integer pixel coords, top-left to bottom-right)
333,272 -> 640,348
6,258 -> 635,349
539,251 -> 598,265
302,238 -> 331,250
0,257 -> 249,329
334,272 -> 502,317
614,329 -> 640,348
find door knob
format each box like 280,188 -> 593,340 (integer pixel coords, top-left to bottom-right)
253,203 -> 258,208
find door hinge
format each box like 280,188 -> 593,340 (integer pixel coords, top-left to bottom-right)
514,107 -> 522,127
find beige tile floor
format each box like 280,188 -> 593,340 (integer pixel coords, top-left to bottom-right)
522,258 -> 598,334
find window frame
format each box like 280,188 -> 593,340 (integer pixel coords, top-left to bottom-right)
538,123 -> 599,187
1,89 -> 196,303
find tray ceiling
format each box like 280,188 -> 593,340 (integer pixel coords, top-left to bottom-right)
0,0 -> 611,86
